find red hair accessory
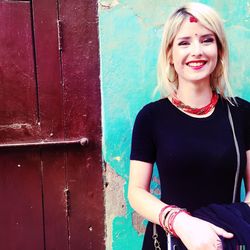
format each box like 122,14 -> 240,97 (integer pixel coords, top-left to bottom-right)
189,15 -> 198,23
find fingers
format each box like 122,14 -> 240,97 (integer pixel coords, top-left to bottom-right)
214,238 -> 223,250
211,224 -> 234,238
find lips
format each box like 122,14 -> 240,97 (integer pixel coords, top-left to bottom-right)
186,60 -> 207,70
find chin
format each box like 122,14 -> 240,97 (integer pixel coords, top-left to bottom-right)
187,72 -> 212,83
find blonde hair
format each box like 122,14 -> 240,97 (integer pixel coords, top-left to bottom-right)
156,2 -> 234,100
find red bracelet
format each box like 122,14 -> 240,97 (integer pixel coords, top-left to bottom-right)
158,205 -> 177,229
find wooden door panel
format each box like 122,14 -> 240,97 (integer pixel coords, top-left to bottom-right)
31,1 -> 69,246
0,2 -> 44,249
42,148 -> 68,250
58,0 -> 101,140
32,0 -> 64,140
0,1 -> 68,250
0,1 -> 104,249
67,146 -> 104,250
0,2 -> 39,143
58,0 -> 104,249
0,149 -> 44,250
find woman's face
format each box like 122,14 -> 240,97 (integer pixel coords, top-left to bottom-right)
171,17 -> 218,86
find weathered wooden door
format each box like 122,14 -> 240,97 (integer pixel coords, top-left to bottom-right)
0,1 -> 104,249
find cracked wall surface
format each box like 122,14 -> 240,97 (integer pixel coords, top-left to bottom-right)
98,1 -> 250,249
103,163 -> 127,250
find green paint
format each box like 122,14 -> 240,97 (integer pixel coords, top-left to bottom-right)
99,1 -> 250,249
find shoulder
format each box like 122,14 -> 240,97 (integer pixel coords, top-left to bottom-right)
227,97 -> 250,122
133,99 -> 168,128
235,97 -> 250,109
230,97 -> 250,114
137,98 -> 168,117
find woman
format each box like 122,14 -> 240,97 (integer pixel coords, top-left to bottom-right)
128,2 -> 250,250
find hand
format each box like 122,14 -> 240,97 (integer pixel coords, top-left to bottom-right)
173,212 -> 234,250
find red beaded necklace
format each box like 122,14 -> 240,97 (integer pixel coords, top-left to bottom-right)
171,92 -> 219,115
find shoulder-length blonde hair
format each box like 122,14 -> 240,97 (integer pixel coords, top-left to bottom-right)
156,2 -> 234,100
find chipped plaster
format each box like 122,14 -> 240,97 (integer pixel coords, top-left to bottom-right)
103,163 -> 126,250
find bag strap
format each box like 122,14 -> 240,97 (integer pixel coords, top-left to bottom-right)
227,103 -> 240,203
152,223 -> 161,250
152,103 -> 241,250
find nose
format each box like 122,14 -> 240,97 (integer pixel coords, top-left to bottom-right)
191,41 -> 202,57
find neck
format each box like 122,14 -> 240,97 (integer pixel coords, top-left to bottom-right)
176,80 -> 213,108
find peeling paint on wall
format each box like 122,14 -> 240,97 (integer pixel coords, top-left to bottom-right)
132,212 -> 146,235
103,163 -> 126,250
150,176 -> 161,197
0,123 -> 32,130
99,0 -> 119,10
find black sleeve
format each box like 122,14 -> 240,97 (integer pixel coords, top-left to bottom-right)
244,101 -> 250,150
237,97 -> 250,151
130,105 -> 156,163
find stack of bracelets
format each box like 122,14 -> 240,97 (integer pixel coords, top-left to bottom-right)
159,205 -> 190,237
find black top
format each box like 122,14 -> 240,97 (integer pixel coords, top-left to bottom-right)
130,96 -> 250,250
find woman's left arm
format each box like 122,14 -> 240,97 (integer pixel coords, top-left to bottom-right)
244,150 -> 250,203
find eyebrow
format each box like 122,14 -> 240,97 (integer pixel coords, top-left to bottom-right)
176,33 -> 215,40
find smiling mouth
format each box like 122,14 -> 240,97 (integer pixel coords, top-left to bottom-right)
186,61 -> 207,68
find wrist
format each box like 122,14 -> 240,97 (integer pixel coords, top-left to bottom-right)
158,205 -> 177,230
159,206 -> 190,238
169,209 -> 190,237
172,211 -> 192,236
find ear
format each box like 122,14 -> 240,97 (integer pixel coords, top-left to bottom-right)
167,47 -> 174,65
169,55 -> 174,65
168,50 -> 174,65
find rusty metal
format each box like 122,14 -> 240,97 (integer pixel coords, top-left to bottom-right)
0,137 -> 88,148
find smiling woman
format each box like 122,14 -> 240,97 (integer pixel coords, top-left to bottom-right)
169,18 -> 219,117
128,2 -> 250,250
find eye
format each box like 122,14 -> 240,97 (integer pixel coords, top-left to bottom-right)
202,37 -> 214,44
178,41 -> 190,46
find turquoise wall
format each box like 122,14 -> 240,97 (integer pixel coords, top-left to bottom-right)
98,1 -> 250,249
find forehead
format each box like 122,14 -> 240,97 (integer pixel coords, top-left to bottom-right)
175,18 -> 214,38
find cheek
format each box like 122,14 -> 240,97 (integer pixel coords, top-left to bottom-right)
172,49 -> 187,66
206,47 -> 218,72
207,46 -> 218,61
211,51 -> 218,61
211,52 -> 218,71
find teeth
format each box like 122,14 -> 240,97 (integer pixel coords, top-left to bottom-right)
187,62 -> 205,67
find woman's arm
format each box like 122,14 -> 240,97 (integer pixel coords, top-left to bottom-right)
244,150 -> 250,203
128,160 -> 166,224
